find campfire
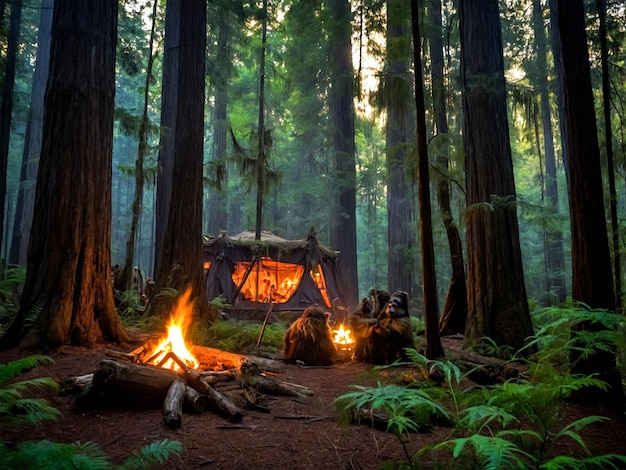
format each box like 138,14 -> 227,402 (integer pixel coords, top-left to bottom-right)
141,287 -> 199,372
333,323 -> 355,359
61,286 -> 314,431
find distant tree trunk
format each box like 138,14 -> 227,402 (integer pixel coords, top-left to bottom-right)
385,0 -> 417,297
115,0 -> 158,293
0,0 -> 128,350
152,0 -> 212,322
9,0 -> 52,266
0,0 -> 21,260
329,0 -> 358,308
548,0 -> 570,191
207,6 -> 230,236
459,0 -> 534,353
411,0 -> 443,359
255,0 -> 268,241
533,0 -> 566,305
596,0 -> 621,313
428,0 -> 467,336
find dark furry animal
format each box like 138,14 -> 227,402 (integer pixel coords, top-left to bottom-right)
349,290 -> 415,364
283,306 -> 337,366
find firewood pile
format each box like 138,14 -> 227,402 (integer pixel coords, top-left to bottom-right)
60,343 -> 312,430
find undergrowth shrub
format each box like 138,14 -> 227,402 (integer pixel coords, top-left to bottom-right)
335,306 -> 626,469
191,318 -> 287,354
0,355 -> 182,469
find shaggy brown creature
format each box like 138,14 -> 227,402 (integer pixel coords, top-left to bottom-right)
349,290 -> 416,364
283,306 -> 337,366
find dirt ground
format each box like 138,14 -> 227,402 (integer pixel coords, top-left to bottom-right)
1,336 -> 625,469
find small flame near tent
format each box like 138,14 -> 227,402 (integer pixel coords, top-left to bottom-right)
203,230 -> 345,319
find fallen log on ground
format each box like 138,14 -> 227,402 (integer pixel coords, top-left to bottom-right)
443,349 -> 522,384
184,385 -> 208,413
205,385 -> 244,423
163,379 -> 186,429
93,359 -> 181,401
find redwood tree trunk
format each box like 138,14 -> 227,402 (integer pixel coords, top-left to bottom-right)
533,0 -> 566,305
411,0 -> 443,359
0,0 -> 21,256
386,0 -> 417,297
9,0 -> 52,265
459,0 -> 534,352
329,0 -> 359,308
428,0 -> 467,336
207,7 -> 230,236
1,0 -> 128,350
152,0 -> 211,322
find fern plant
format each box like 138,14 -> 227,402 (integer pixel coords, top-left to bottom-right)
336,305 -> 626,469
0,355 -> 183,469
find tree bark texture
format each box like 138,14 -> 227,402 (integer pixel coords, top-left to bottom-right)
152,0 -> 211,322
386,0 -> 417,297
411,0 -> 443,359
207,7 -> 230,236
1,0 -> 128,349
428,0 -> 467,336
329,0 -> 359,308
0,0 -> 21,254
532,0 -> 566,305
556,0 -> 615,313
459,0 -> 534,352
9,0 -> 52,265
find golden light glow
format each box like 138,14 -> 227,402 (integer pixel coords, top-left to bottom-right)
333,323 -> 354,350
146,287 -> 199,371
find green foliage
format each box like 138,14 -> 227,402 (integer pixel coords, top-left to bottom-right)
0,264 -> 26,334
520,305 -> 626,374
335,383 -> 454,436
192,318 -> 287,354
0,438 -> 183,470
0,355 -> 183,469
0,355 -> 60,428
336,306 -> 625,469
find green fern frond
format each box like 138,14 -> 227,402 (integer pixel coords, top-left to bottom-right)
1,439 -> 110,469
457,404 -> 519,433
0,355 -> 55,386
540,453 -> 626,470
432,434 -> 534,470
116,439 -> 183,469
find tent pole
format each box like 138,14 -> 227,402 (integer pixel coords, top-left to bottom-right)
256,302 -> 275,347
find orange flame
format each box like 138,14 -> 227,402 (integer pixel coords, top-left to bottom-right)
146,287 -> 199,371
333,323 -> 354,350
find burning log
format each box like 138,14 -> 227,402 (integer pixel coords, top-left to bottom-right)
104,348 -> 139,363
191,344 -> 282,373
163,379 -> 186,429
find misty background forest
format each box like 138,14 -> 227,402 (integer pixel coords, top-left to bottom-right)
0,0 -> 624,345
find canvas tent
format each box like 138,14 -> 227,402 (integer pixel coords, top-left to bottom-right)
203,230 -> 345,313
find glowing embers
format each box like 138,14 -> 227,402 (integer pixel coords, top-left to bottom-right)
143,287 -> 199,372
233,258 -> 304,303
333,323 -> 355,352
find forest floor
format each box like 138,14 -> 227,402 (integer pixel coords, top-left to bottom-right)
1,335 -> 625,469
